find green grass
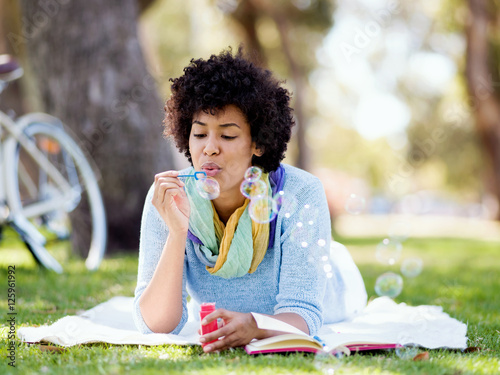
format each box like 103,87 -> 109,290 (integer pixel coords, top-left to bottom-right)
1,227 -> 499,374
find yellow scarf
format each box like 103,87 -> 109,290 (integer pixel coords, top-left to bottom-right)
209,198 -> 269,274
186,170 -> 271,278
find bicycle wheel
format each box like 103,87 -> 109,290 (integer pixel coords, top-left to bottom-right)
4,119 -> 107,271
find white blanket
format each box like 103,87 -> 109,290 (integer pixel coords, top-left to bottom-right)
17,296 -> 467,349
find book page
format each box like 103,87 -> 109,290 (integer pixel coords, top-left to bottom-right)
320,331 -> 396,350
250,313 -> 309,336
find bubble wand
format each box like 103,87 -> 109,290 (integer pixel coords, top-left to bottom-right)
177,171 -> 207,180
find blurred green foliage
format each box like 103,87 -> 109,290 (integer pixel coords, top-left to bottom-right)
139,0 -> 497,206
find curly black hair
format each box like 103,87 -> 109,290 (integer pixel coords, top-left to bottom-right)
163,48 -> 294,173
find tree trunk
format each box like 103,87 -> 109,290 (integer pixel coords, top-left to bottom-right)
0,0 -> 26,117
231,0 -> 311,171
465,0 -> 500,220
231,1 -> 267,66
271,11 -> 310,171
19,0 -> 177,251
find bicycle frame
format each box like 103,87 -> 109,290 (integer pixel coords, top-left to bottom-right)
0,65 -> 107,272
0,111 -> 78,224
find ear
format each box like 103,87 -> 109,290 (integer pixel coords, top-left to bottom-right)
254,149 -> 264,157
252,141 -> 264,157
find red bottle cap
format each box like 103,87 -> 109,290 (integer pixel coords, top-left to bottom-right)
200,302 -> 216,312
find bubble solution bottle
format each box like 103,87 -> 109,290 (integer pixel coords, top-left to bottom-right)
200,302 -> 218,347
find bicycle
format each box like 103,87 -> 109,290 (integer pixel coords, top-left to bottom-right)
0,54 -> 107,273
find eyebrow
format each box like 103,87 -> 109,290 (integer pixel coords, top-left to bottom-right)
192,120 -> 241,129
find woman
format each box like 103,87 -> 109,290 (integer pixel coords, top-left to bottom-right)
133,48 -> 366,352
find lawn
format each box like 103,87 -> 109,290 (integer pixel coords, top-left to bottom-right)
0,228 -> 499,375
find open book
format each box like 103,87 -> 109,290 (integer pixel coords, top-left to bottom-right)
245,332 -> 397,355
245,313 -> 397,355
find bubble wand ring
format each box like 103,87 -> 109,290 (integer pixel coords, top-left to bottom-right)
178,171 -> 220,200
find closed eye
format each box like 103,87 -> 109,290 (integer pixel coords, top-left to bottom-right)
222,135 -> 237,140
193,134 -> 206,138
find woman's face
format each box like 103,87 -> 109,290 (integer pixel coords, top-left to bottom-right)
189,105 -> 261,199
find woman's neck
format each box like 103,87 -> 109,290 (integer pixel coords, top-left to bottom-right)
212,189 -> 246,225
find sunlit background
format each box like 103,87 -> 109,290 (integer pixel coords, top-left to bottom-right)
138,0 -> 500,240
1,0 -> 500,251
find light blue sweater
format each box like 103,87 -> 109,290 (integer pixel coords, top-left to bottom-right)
133,164 -> 350,336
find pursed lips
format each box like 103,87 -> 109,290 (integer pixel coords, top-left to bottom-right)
201,162 -> 221,177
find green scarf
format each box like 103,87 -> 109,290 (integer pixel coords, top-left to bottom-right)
185,168 -> 271,278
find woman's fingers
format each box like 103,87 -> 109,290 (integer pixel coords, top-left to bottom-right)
154,170 -> 180,181
202,331 -> 245,352
200,310 -> 258,352
153,175 -> 185,206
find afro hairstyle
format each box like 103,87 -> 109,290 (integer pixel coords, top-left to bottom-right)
163,47 -> 294,173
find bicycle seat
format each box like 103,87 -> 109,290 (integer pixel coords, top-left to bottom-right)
0,54 -> 23,82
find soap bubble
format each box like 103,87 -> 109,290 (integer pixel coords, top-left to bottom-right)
375,238 -> 402,265
196,177 -> 220,200
244,166 -> 262,182
240,179 -> 267,199
400,258 -> 423,278
249,196 -> 278,223
344,194 -> 366,215
395,335 -> 419,359
274,191 -> 297,219
374,272 -> 403,298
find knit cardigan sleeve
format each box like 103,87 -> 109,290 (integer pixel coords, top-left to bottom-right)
132,184 -> 189,334
273,170 -> 332,336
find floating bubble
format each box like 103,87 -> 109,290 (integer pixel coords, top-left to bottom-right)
400,257 -> 423,278
274,190 -> 285,211
395,336 -> 419,360
244,166 -> 262,182
274,191 -> 297,219
240,179 -> 267,199
375,238 -> 402,265
374,272 -> 403,298
344,194 -> 366,215
249,196 -> 278,224
195,177 -> 220,200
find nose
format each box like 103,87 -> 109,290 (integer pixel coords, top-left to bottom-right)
203,135 -> 219,156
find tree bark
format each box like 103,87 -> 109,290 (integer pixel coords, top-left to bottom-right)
19,0 -> 177,251
0,0 -> 26,117
465,0 -> 500,219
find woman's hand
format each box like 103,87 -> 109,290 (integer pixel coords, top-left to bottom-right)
199,309 -> 259,352
152,171 -> 190,233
